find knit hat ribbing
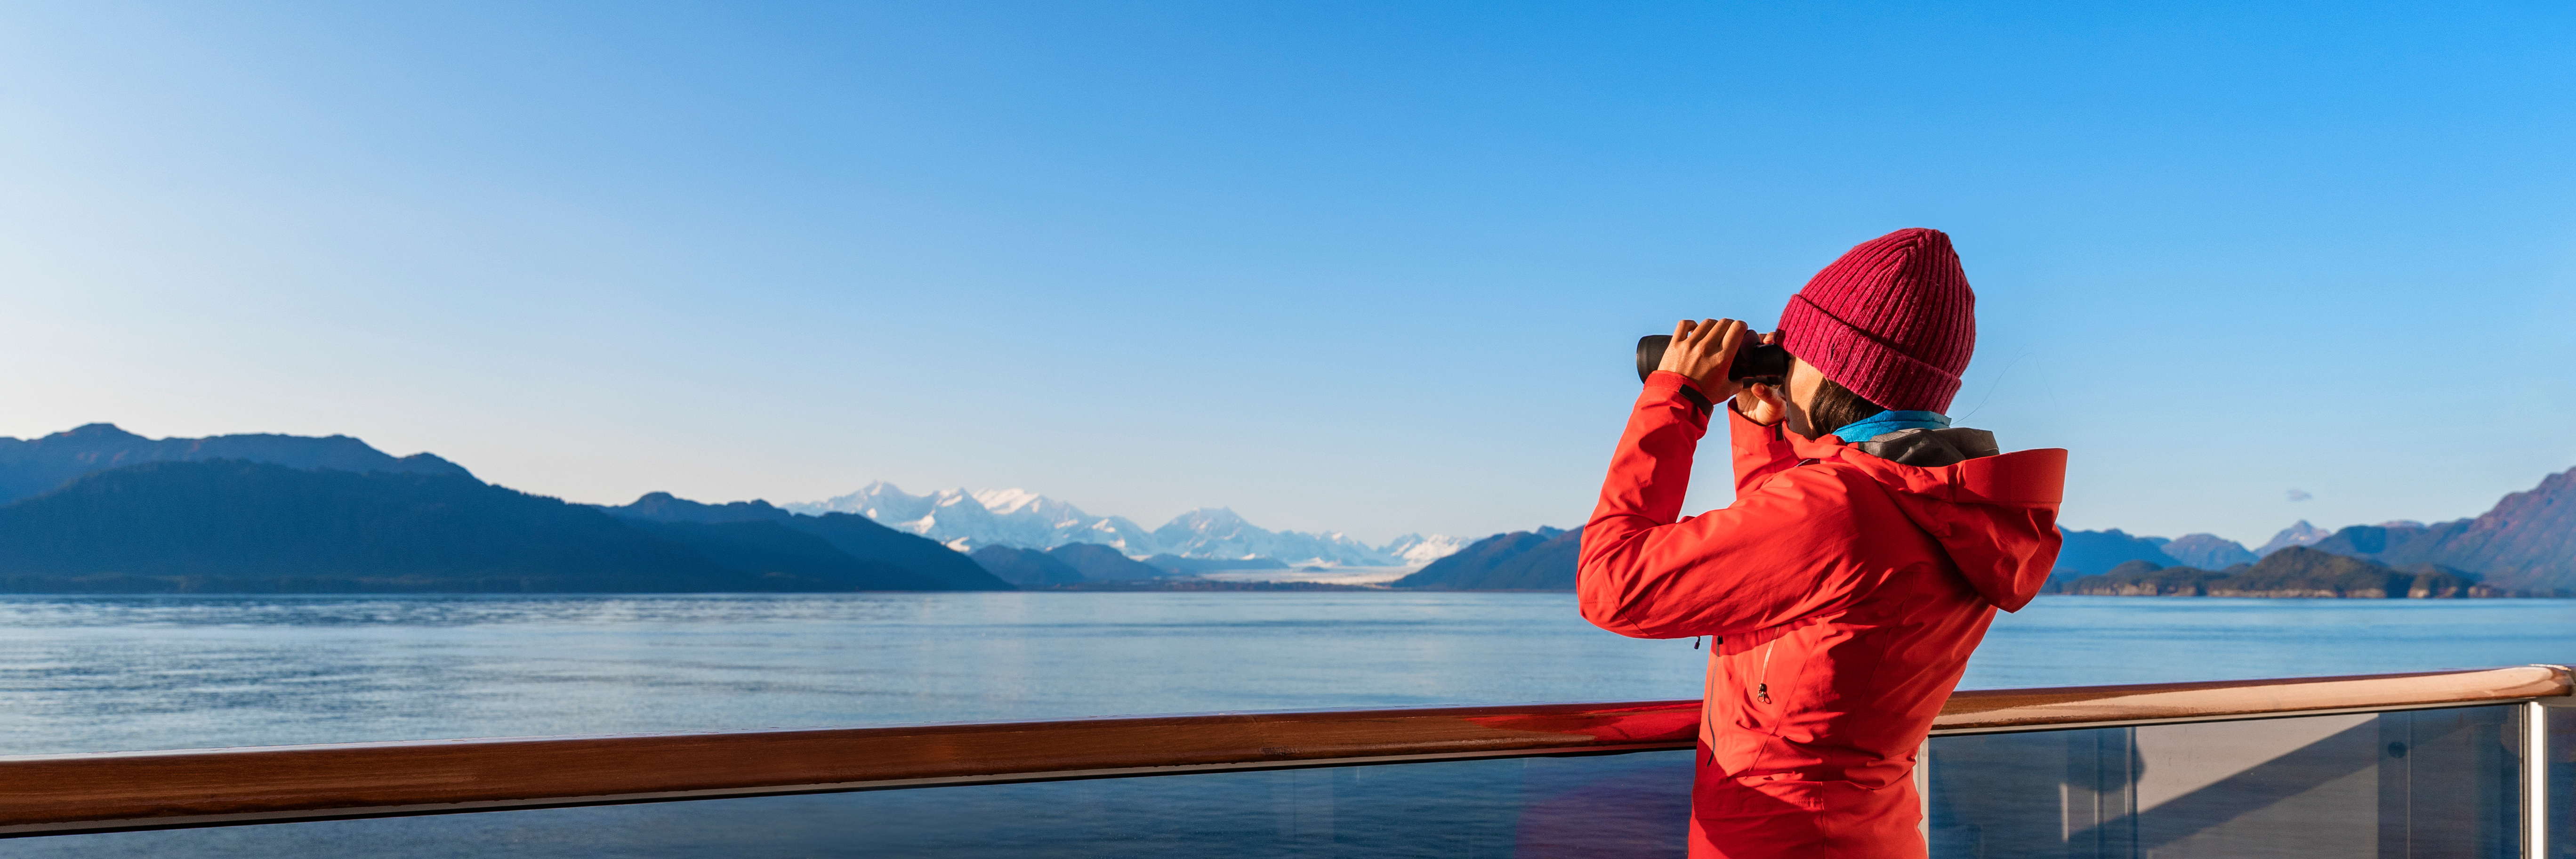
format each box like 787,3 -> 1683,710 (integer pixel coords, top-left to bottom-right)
1777,228 -> 1977,413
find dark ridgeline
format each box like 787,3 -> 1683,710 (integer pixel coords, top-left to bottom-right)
2057,559 -> 2231,596
0,426 -> 1014,594
1045,543 -> 1169,581
2048,464 -> 2576,597
0,423 -> 470,503
1391,527 -> 1578,591
969,546 -> 1085,587
2160,533 -> 2259,569
2210,549 -> 2486,597
973,543 -> 1234,588
2291,468 -> 2576,594
2054,547 -> 2498,598
0,461 -> 747,593
601,493 -> 1009,591
2047,528 -> 2181,580
2050,544 -> 2493,598
621,519 -> 949,591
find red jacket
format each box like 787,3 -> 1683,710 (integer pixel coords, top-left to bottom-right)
1579,372 -> 2065,859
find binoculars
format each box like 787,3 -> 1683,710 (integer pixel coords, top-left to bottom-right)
1634,335 -> 1789,385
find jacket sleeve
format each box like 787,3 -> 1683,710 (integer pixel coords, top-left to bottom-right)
1578,373 -> 1866,640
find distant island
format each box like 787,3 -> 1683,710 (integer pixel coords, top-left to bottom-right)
2052,546 -> 2505,598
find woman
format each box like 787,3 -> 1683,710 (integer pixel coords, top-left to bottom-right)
1578,228 -> 2067,858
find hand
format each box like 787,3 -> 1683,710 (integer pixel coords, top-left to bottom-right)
1655,318 -> 1751,401
1733,332 -> 1787,426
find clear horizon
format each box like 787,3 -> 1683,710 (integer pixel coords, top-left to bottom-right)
4,2 -> 2570,548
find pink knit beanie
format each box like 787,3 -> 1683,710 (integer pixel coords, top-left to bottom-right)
1777,227 -> 1977,413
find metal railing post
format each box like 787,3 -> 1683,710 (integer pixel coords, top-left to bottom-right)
2528,699 -> 2549,859
1916,739 -> 1932,851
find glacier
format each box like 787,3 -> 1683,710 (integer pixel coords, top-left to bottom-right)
785,482 -> 1460,567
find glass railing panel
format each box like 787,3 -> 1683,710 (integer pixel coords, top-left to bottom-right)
0,750 -> 1691,859
1930,705 -> 2519,859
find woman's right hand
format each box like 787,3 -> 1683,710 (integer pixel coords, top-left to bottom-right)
1656,318 -> 1749,400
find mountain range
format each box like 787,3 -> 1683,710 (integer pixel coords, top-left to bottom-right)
0,423 -> 470,503
2288,468 -> 2576,593
1385,463 -> 2576,594
2050,521 -> 2330,578
2045,462 -> 2576,595
9,420 -> 2566,596
2046,518 -> 2422,592
2054,547 -> 2495,598
1399,519 -> 2351,594
0,422 -> 1462,593
786,482 -> 1465,567
1391,528 -> 1578,590
0,425 -> 1009,593
967,543 -> 1175,587
1927,464 -> 2576,595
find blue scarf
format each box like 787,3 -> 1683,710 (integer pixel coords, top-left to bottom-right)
1828,410 -> 1950,442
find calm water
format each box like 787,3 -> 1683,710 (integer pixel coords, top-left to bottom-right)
4,593 -> 2574,859
3,592 -> 2572,755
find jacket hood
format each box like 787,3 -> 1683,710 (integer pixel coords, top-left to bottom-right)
1793,429 -> 2066,612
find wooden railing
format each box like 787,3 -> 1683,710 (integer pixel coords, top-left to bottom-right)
1,665 -> 2566,837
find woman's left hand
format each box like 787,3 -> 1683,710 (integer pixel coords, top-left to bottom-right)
1732,331 -> 1787,425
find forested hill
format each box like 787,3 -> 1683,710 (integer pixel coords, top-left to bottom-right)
600,493 -> 1011,591
2052,464 -> 2576,594
1392,528 -> 1577,591
0,422 -> 469,503
0,461 -> 1011,594
2296,467 -> 2576,593
2055,546 -> 2502,598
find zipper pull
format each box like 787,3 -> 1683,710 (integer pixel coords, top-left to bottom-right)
1692,636 -> 1702,650
1755,683 -> 1771,704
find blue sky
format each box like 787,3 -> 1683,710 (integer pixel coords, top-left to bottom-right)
2,1 -> 2569,547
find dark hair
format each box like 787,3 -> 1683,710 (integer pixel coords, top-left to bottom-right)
1807,377 -> 1887,440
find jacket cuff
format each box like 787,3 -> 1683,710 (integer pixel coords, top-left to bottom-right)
1728,402 -> 1799,488
1644,371 -> 1714,412
1728,404 -> 1786,454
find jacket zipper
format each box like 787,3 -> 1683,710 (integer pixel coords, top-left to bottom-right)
1755,639 -> 1776,704
1727,637 -> 1787,774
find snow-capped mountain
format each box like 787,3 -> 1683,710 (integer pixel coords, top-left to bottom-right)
786,482 -> 1159,555
1148,507 -> 1394,567
1382,533 -> 1472,566
785,483 -> 1457,566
